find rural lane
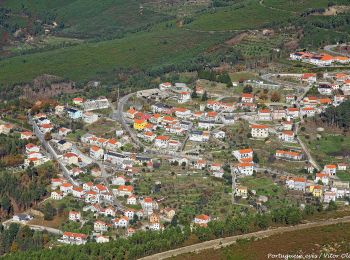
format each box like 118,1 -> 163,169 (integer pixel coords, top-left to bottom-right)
140,216 -> 350,260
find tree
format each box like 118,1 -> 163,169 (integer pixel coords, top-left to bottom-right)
201,91 -> 208,101
171,215 -> 178,227
270,92 -> 281,102
243,85 -> 253,93
43,202 -> 56,220
328,200 -> 337,211
191,87 -> 197,98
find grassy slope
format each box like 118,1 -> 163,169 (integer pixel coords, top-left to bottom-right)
1,0 -> 169,37
0,27 -> 225,84
264,0 -> 330,12
174,222 -> 350,260
187,1 -> 294,31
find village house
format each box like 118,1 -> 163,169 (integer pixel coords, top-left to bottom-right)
117,185 -> 133,197
323,164 -> 337,175
113,217 -> 129,228
60,232 -> 87,245
90,146 -> 104,160
189,130 -> 210,142
286,177 -> 307,191
0,124 -> 14,135
69,211 -> 81,222
235,162 -> 255,176
258,109 -> 272,121
57,140 -> 72,152
323,191 -> 337,203
20,131 -> 34,140
250,124 -> 269,139
235,186 -> 248,198
51,190 -> 64,200
301,107 -> 316,117
194,214 -> 211,227
241,93 -> 254,103
63,152 -> 79,165
233,148 -> 253,163
127,195 -> 137,205
94,220 -> 109,232
154,135 -> 170,148
72,97 -> 84,106
58,127 -> 72,137
275,150 -> 302,160
67,108 -> 82,120
124,209 -> 135,219
72,187 -> 85,198
315,173 -> 329,185
83,112 -> 99,124
60,183 -> 73,194
279,130 -> 295,143
96,235 -> 110,243
286,107 -> 300,118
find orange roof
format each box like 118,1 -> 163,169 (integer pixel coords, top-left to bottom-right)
156,135 -> 170,141
238,162 -> 254,167
302,73 -> 316,79
144,197 -> 153,203
319,98 -> 331,104
242,93 -> 253,98
62,183 -> 73,187
325,164 -> 336,169
90,145 -> 101,152
175,107 -> 189,112
63,232 -> 87,239
207,111 -> 218,117
282,130 -> 294,136
259,109 -> 270,113
287,107 -> 298,111
134,119 -> 145,124
73,97 -> 84,102
293,177 -> 306,182
163,116 -> 175,121
118,185 -> 133,192
196,214 -> 210,221
251,124 -> 268,129
239,148 -> 253,154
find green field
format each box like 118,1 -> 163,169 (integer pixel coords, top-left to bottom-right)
263,0 -> 330,12
1,0 -> 169,37
187,1 -> 294,31
0,27 -> 225,84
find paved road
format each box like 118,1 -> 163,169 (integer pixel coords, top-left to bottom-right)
28,114 -> 79,186
324,44 -> 350,57
295,122 -> 321,171
140,216 -> 350,260
3,220 -> 63,235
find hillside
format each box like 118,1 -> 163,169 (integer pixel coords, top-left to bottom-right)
0,0 -> 349,92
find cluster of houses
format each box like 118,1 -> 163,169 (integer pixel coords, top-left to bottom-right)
286,163 -> 349,203
290,51 -> 350,67
24,142 -> 50,167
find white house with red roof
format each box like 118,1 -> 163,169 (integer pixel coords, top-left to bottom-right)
301,73 -> 317,83
127,195 -> 137,205
250,124 -> 269,138
51,190 -> 64,200
258,109 -> 272,121
301,107 -> 316,117
178,91 -> 191,103
286,107 -> 300,118
154,135 -> 170,148
20,131 -> 34,140
60,232 -> 87,245
279,130 -> 295,143
117,185 -> 133,197
72,187 -> 85,198
26,143 -> 40,154
235,162 -> 255,176
69,211 -> 81,222
124,209 -> 135,219
90,146 -> 104,160
159,82 -> 172,91
323,164 -> 337,175
194,214 -> 211,227
241,93 -> 254,103
113,216 -> 129,228
315,173 -> 329,185
94,220 -> 109,232
60,183 -> 73,194
233,148 -> 253,162
63,152 -> 79,165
